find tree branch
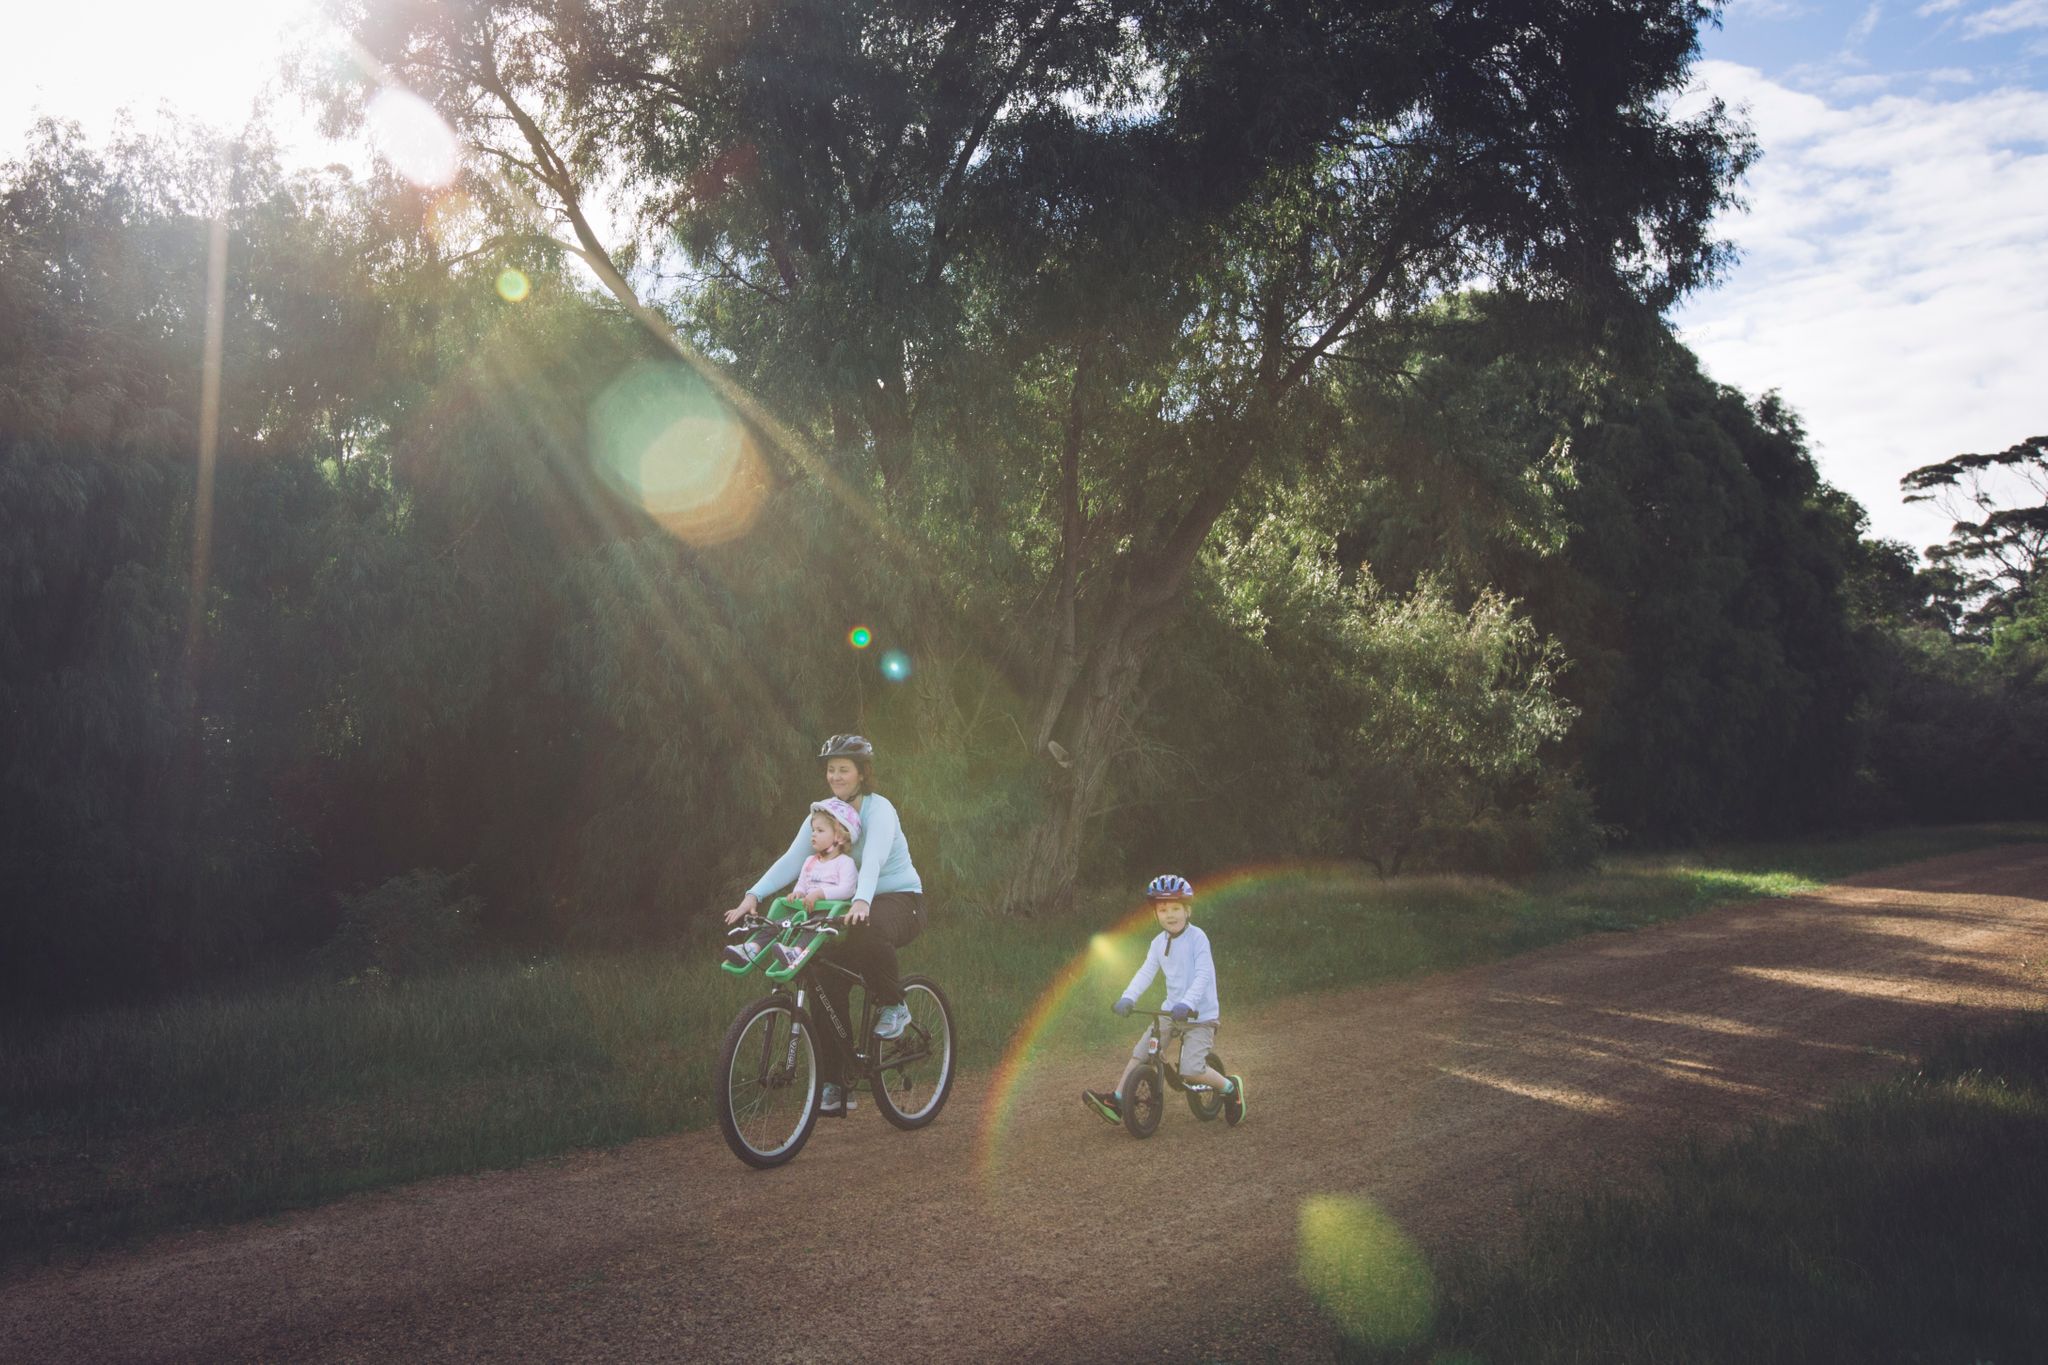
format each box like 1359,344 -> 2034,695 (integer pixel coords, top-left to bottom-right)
922,0 -> 1077,288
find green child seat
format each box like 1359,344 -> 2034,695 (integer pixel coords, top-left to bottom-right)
720,897 -> 852,977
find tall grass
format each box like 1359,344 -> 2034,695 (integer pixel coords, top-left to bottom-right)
1356,1013 -> 2048,1364
2,822 -> 2040,1268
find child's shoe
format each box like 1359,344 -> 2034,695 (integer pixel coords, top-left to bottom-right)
874,1002 -> 912,1039
1081,1089 -> 1121,1125
722,940 -> 763,968
819,1083 -> 857,1116
776,941 -> 805,971
1223,1074 -> 1247,1126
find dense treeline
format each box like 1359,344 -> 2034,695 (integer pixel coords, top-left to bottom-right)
4,1 -> 2045,1009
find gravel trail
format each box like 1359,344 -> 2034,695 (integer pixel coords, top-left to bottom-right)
4,844 -> 2044,1363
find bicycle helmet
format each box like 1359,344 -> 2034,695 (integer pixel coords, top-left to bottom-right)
1146,874 -> 1194,901
817,734 -> 875,760
809,797 -> 863,846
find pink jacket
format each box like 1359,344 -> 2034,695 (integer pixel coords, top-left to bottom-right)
792,852 -> 857,901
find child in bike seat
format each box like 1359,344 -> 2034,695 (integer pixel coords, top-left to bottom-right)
722,797 -> 861,970
1083,874 -> 1247,1126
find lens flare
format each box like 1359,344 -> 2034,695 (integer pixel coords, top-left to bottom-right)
1297,1196 -> 1435,1348
589,360 -> 768,546
495,268 -> 531,302
848,626 -> 873,649
880,649 -> 912,681
366,87 -> 460,188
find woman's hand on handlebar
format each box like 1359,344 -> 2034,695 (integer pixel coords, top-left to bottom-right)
723,893 -> 760,927
846,898 -> 870,925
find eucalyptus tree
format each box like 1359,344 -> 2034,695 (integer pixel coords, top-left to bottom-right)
1903,433 -> 2047,636
0,120 -> 466,1000
324,0 -> 1750,910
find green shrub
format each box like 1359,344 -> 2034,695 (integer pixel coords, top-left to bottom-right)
322,869 -> 480,979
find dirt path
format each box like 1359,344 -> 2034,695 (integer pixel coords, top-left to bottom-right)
5,845 -> 2046,1363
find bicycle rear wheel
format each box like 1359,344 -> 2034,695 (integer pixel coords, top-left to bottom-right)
870,975 -> 956,1130
716,993 -> 820,1168
1186,1050 -> 1225,1121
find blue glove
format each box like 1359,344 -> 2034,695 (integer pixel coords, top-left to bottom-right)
1170,1002 -> 1194,1023
1113,997 -> 1134,1017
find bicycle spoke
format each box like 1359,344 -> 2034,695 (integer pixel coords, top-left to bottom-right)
721,1001 -> 816,1163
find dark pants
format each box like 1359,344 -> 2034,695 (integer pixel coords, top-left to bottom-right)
814,891 -> 924,1086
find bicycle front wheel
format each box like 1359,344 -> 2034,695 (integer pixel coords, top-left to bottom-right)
716,993 -> 820,1168
870,975 -> 956,1130
1123,1063 -> 1164,1139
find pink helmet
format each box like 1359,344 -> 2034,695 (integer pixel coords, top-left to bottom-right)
809,797 -> 863,846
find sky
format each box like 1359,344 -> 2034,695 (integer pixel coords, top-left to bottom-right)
1678,1 -> 2048,551
4,1 -> 2044,554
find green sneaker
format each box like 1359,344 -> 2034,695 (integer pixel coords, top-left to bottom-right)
1082,1089 -> 1121,1125
1223,1075 -> 1246,1126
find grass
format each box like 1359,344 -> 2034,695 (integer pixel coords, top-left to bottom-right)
1,820 -> 2041,1270
1347,1012 -> 2048,1364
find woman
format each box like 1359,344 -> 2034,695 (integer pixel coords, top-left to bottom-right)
725,733 -> 925,1116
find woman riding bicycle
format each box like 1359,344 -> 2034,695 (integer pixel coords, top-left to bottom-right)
724,733 -> 925,1116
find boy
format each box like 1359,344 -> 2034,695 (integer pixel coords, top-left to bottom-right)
1083,874 -> 1247,1127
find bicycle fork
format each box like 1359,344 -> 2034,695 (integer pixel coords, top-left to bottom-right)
789,988 -> 810,1074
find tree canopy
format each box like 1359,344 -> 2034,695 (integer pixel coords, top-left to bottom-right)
315,0 -> 1752,910
1903,433 -> 2047,634
4,4 -> 2043,1010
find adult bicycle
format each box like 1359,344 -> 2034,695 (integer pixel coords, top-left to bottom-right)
714,899 -> 956,1168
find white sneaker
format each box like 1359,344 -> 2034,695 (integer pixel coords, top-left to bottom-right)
776,942 -> 805,970
820,1083 -> 857,1114
874,1003 -> 912,1040
722,940 -> 762,967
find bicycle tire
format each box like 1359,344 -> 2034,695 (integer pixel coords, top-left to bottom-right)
1123,1063 -> 1164,1139
1186,1049 -> 1225,1121
870,975 -> 957,1130
716,992 -> 820,1168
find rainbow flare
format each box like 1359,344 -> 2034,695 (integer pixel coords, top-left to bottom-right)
972,859 -> 1376,1180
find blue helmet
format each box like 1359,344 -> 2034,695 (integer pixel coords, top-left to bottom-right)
1146,874 -> 1194,901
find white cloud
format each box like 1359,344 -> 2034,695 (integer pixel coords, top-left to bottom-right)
1848,2 -> 1886,47
1675,61 -> 2048,551
1962,0 -> 2048,35
1917,0 -> 1969,14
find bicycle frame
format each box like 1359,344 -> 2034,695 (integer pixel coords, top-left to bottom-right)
793,951 -> 872,1082
757,919 -> 936,1092
1134,1010 -> 1219,1094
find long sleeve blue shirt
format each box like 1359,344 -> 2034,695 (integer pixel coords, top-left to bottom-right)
747,792 -> 923,903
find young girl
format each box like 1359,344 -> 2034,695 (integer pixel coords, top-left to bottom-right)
722,797 -> 861,968
792,797 -> 861,910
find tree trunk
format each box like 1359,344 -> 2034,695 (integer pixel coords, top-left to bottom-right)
997,611 -> 1154,915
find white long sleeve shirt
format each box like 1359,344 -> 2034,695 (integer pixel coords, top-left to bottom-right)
1121,923 -> 1221,1023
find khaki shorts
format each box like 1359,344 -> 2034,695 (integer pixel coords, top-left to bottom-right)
1132,1020 -> 1218,1075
